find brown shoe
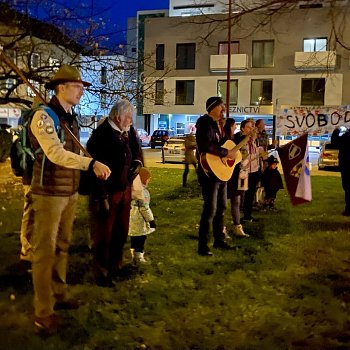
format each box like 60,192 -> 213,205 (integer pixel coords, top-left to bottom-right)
34,314 -> 58,335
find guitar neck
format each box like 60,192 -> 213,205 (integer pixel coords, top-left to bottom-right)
231,135 -> 250,152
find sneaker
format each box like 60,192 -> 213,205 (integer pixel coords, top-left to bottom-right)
242,216 -> 258,223
34,314 -> 58,335
233,224 -> 249,237
198,246 -> 213,256
223,226 -> 232,241
134,252 -> 147,264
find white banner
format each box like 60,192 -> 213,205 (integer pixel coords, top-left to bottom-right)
0,108 -> 9,117
276,105 -> 350,136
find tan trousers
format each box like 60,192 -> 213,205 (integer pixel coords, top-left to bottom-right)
20,185 -> 34,259
31,193 -> 78,318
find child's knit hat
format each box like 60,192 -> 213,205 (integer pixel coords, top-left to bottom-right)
139,167 -> 151,185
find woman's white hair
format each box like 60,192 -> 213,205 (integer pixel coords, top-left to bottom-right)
108,99 -> 134,121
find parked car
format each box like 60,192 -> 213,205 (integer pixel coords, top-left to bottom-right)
136,128 -> 151,147
150,129 -> 175,149
318,141 -> 339,170
161,137 -> 186,163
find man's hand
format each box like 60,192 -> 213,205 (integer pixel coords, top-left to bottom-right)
93,161 -> 111,180
227,148 -> 238,159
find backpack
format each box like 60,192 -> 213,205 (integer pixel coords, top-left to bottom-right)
10,105 -> 61,182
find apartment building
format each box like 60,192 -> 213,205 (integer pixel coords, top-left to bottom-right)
79,54 -> 126,119
0,3 -> 87,126
141,1 -> 350,136
0,3 -> 128,130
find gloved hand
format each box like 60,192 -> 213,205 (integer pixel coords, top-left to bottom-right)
149,220 -> 156,229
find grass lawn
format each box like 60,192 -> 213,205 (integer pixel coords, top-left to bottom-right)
0,161 -> 349,350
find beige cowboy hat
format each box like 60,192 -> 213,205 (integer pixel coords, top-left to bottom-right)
45,64 -> 91,89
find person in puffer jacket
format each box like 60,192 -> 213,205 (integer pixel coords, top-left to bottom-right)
128,167 -> 156,264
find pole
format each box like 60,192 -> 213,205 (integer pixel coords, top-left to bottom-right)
225,0 -> 232,119
0,47 -> 92,158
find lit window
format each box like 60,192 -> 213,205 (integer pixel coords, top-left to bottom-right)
303,38 -> 327,52
6,78 -> 16,89
27,79 -> 40,97
49,57 -> 60,71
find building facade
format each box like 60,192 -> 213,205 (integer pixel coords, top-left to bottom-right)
141,1 -> 350,138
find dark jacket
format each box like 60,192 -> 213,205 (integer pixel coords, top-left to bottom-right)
195,114 -> 228,183
87,119 -> 142,196
331,128 -> 350,172
30,96 -> 81,196
261,167 -> 283,193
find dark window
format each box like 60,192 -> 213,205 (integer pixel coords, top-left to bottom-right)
176,43 -> 196,69
217,80 -> 238,105
156,44 -> 165,70
175,80 -> 195,105
155,80 -> 164,105
31,53 -> 40,69
252,40 -> 274,68
101,93 -> 107,109
6,49 -> 16,63
250,79 -> 273,105
301,78 -> 325,105
174,4 -> 215,10
101,67 -> 107,84
218,41 -> 239,55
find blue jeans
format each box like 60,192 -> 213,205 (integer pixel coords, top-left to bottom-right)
198,180 -> 227,249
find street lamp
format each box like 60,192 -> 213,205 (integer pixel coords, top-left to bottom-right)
226,0 -> 233,119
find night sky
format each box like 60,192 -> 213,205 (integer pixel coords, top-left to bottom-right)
8,0 -> 169,49
99,0 -> 169,47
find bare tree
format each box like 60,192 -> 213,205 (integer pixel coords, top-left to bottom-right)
181,0 -> 350,53
0,1 -> 174,120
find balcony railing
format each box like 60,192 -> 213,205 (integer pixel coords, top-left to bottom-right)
294,51 -> 336,70
209,54 -> 248,72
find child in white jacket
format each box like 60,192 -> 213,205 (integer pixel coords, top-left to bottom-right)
129,167 -> 156,263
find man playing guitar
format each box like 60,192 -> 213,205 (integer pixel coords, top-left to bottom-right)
196,96 -> 238,256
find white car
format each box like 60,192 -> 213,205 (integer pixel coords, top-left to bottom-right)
136,128 -> 151,147
318,141 -> 339,170
161,137 -> 186,163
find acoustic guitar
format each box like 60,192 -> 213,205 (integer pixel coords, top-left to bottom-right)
200,135 -> 251,181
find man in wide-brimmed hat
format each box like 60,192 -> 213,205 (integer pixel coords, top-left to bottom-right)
44,64 -> 91,90
28,64 -> 111,334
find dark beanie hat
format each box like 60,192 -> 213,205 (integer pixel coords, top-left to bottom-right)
206,96 -> 224,113
267,155 -> 279,164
